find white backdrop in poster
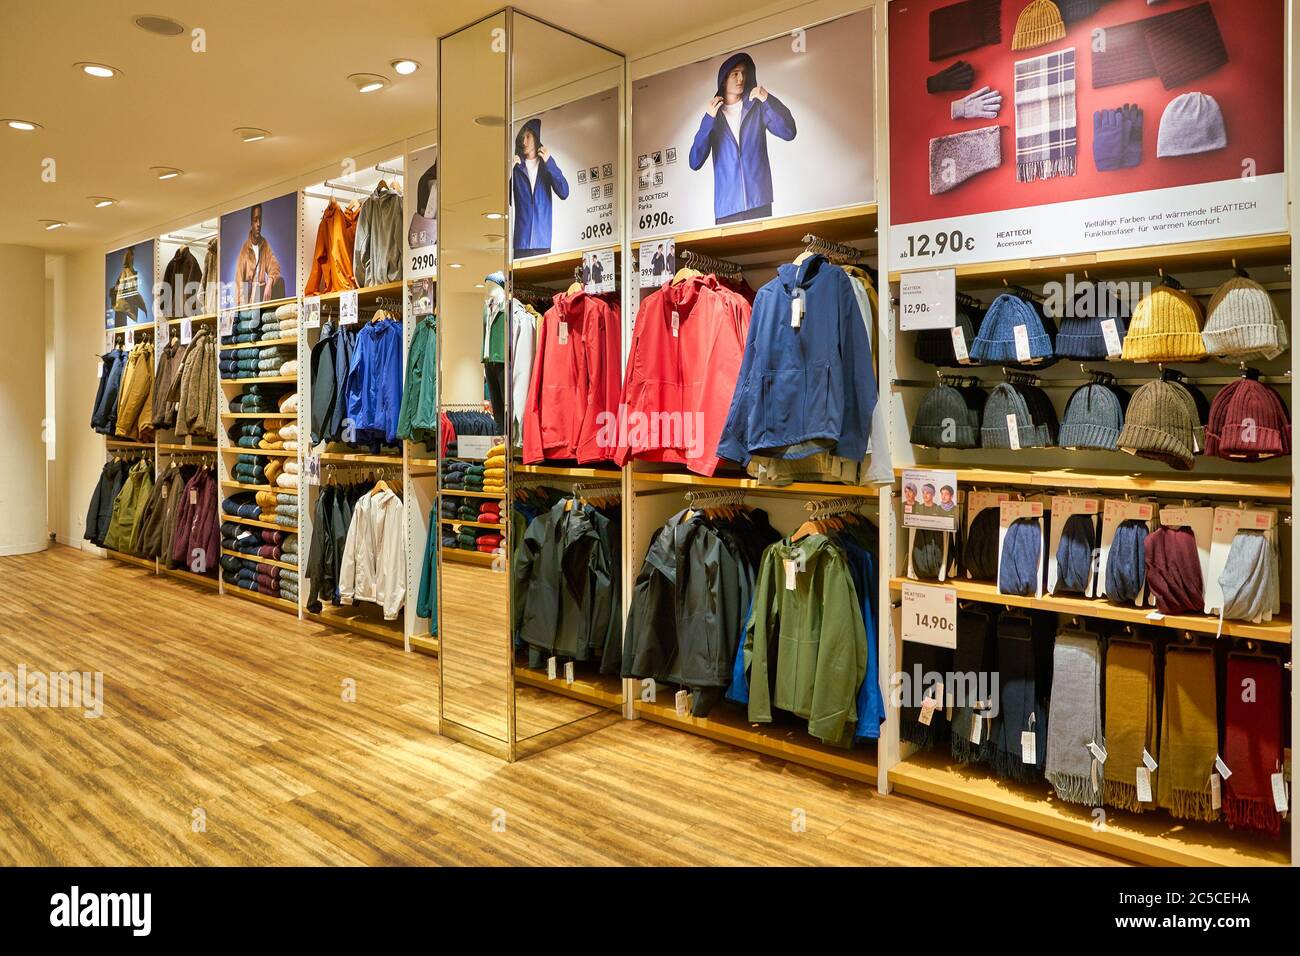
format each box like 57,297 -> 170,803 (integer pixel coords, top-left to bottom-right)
631,10 -> 874,241
512,89 -> 619,261
405,145 -> 438,280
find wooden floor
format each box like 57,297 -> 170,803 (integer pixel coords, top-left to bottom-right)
0,546 -> 1123,866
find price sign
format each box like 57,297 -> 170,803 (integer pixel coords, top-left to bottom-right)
899,268 -> 955,331
637,212 -> 676,232
340,290 -> 358,326
303,295 -> 321,330
179,318 -> 193,344
583,248 -> 616,295
902,582 -> 957,648
219,309 -> 235,337
897,229 -> 977,262
639,237 -> 675,289
123,325 -> 135,348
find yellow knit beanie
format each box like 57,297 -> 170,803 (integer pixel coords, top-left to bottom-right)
1012,0 -> 1067,51
1121,285 -> 1207,363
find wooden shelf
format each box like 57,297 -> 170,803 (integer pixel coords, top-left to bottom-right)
441,488 -> 506,500
319,451 -> 402,464
224,295 -> 298,311
515,463 -> 621,480
888,752 -> 1288,867
513,666 -> 624,708
165,312 -> 218,325
221,375 -> 297,385
158,442 -> 218,453
221,446 -> 297,457
222,412 -> 297,420
898,467 -> 1291,501
220,514 -> 298,533
512,249 -> 610,283
221,549 -> 299,572
103,549 -> 156,571
161,566 -> 219,590
634,468 -> 878,498
224,583 -> 298,614
221,480 -> 277,493
633,203 -> 878,258
105,439 -> 151,449
888,232 -> 1291,286
888,577 -> 1291,643
220,336 -> 296,350
442,548 -> 499,567
635,698 -> 877,785
313,280 -> 404,303
439,517 -> 503,530
306,606 -> 403,644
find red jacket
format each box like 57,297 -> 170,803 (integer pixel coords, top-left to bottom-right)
615,275 -> 751,475
522,291 -> 622,464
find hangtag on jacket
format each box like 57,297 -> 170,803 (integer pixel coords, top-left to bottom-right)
671,310 -> 680,338
558,321 -> 569,345
791,291 -> 804,328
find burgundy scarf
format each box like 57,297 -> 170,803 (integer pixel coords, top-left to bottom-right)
1223,656 -> 1286,837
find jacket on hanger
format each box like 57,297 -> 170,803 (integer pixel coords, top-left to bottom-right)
91,348 -> 128,434
102,460 -> 154,553
170,467 -> 218,572
135,465 -> 189,561
151,337 -> 186,429
84,459 -> 128,546
354,184 -> 402,287
175,325 -> 217,438
160,246 -> 203,319
114,341 -> 155,441
201,238 -> 219,314
344,317 -> 403,446
309,320 -> 355,444
339,486 -> 406,620
397,315 -> 439,448
305,199 -> 360,295
510,299 -> 537,443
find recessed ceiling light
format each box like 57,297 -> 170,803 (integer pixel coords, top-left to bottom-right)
474,115 -> 505,127
391,58 -> 420,76
234,127 -> 270,143
449,263 -> 463,269
483,212 -> 504,220
41,220 -> 68,231
4,119 -> 41,132
474,283 -> 485,289
151,166 -> 183,180
88,196 -> 117,208
484,234 -> 504,241
349,73 -> 389,94
133,14 -> 185,36
77,62 -> 122,79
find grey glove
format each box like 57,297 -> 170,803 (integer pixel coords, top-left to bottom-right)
951,86 -> 1003,121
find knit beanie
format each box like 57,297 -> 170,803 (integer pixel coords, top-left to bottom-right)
1011,0 -> 1066,51
964,506 -> 1001,580
1121,284 -> 1206,362
1205,378 -> 1291,461
1219,530 -> 1278,623
915,300 -> 985,365
1059,383 -> 1124,450
912,529 -> 947,580
1144,525 -> 1203,614
912,383 -> 981,448
981,382 -> 1054,448
970,294 -> 1054,364
1017,382 -> 1059,444
1055,288 -> 1129,359
1054,513 -> 1096,595
1105,519 -> 1148,604
1202,276 -> 1289,361
999,517 -> 1042,596
1157,92 -> 1227,158
1115,379 -> 1198,470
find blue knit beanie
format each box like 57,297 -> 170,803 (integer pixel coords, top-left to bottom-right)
999,517 -> 1042,596
1059,383 -> 1124,451
971,294 -> 1054,364
1054,513 -> 1097,595
1106,519 -> 1148,604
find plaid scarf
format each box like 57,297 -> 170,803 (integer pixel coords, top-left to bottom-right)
1223,656 -> 1285,837
1157,647 -> 1219,822
1014,47 -> 1077,183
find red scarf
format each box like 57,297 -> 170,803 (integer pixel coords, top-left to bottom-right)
1223,656 -> 1285,837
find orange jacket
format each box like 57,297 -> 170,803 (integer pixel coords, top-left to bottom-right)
305,200 -> 360,295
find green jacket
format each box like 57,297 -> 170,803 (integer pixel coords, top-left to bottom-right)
102,460 -> 155,554
744,535 -> 867,748
397,315 -> 438,446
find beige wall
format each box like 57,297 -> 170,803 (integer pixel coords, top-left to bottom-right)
0,244 -> 49,554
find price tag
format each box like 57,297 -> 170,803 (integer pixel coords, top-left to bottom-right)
1013,324 -> 1031,362
1006,414 -> 1021,450
1241,510 -> 1276,531
124,326 -> 135,348
340,290 -> 358,326
180,318 -> 193,344
791,294 -> 803,328
919,696 -> 937,727
1087,740 -> 1108,764
674,689 -> 691,717
219,310 -> 235,337
1214,755 -> 1232,780
304,295 -> 321,330
1136,767 -> 1154,803
950,326 -> 970,363
96,361 -> 103,379
670,311 -> 680,338
901,582 -> 957,648
782,558 -> 798,591
1210,772 -> 1223,810
557,321 -> 569,345
563,661 -> 575,685
1142,749 -> 1158,772
161,486 -> 168,500
189,489 -> 197,505
546,656 -> 558,680
1271,772 -> 1289,813
899,268 -> 956,331
1100,319 -> 1123,359
969,712 -> 983,745
1021,731 -> 1037,765
583,248 -> 616,295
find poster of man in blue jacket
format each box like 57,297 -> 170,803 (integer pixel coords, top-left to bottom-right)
511,117 -> 570,258
689,51 -> 797,225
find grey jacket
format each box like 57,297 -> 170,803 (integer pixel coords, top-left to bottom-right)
355,184 -> 403,287
151,337 -> 186,429
176,325 -> 217,438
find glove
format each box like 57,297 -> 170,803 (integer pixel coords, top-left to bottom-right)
950,86 -> 1003,121
927,60 -> 975,93
1120,103 -> 1143,170
1093,108 -> 1126,171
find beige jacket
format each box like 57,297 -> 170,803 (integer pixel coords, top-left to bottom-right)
339,487 -> 406,620
233,233 -> 283,305
114,341 -> 154,441
176,325 -> 217,438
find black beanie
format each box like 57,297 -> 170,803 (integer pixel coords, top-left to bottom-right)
912,529 -> 947,580
1106,519 -> 1149,604
963,507 -> 1001,580
1054,513 -> 1097,595
915,300 -> 984,366
998,517 -> 1042,596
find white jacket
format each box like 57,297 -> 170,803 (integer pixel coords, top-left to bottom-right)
510,298 -> 537,443
339,487 -> 406,620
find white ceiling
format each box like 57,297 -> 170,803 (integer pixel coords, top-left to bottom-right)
1,0 -> 807,253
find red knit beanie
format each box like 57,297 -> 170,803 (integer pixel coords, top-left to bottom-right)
1143,525 -> 1203,614
1206,379 -> 1291,460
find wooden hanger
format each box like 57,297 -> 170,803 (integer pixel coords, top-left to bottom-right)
671,266 -> 702,285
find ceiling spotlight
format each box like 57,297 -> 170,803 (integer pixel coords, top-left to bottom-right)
77,62 -> 122,78
448,263 -> 463,269
151,166 -> 183,180
391,58 -> 420,76
4,119 -> 41,132
474,283 -> 485,289
234,127 -> 270,143
133,14 -> 185,36
41,220 -> 68,231
483,212 -> 504,220
349,73 -> 389,94
89,197 -> 117,208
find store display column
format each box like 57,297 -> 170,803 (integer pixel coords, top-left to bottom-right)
0,244 -> 48,555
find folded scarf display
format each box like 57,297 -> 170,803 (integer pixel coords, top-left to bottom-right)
1144,525 -> 1203,614
1014,47 -> 1077,183
998,517 -> 1041,596
929,0 -> 1002,61
1157,647 -> 1219,822
950,607 -> 997,765
1104,638 -> 1159,813
1045,630 -> 1104,806
989,614 -> 1049,783
1053,512 -> 1096,595
1105,518 -> 1148,604
1222,655 -> 1285,837
1091,2 -> 1226,90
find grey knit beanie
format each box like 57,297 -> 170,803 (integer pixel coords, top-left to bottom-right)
1059,383 -> 1124,450
912,383 -> 981,448
1157,92 -> 1227,157
981,382 -> 1053,448
1202,276 -> 1289,361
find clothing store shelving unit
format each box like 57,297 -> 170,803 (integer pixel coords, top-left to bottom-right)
881,232 -> 1295,866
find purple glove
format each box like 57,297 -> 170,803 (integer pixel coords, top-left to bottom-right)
1093,108 -> 1125,172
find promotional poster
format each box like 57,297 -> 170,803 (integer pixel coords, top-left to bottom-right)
631,10 -> 875,241
511,88 -> 619,261
639,237 -> 676,288
902,468 -> 959,531
888,0 -> 1286,270
218,192 -> 298,309
104,240 -> 155,328
406,145 -> 438,280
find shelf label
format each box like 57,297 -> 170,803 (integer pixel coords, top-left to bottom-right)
340,290 -> 358,326
901,581 -> 957,648
304,295 -> 321,330
899,268 -> 955,331
219,309 -> 235,337
457,435 -> 497,460
180,318 -> 193,344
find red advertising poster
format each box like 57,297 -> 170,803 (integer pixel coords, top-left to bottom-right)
887,0 -> 1286,270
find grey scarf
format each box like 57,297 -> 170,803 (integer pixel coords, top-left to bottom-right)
1045,630 -> 1105,806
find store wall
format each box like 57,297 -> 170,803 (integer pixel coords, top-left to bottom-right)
0,244 -> 50,555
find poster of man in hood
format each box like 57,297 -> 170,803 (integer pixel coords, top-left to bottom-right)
218,192 -> 297,309
511,88 -> 618,262
632,10 -> 874,240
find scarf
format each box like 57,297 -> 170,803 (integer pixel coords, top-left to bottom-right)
998,518 -> 1041,596
1223,656 -> 1285,837
929,0 -> 1003,61
990,614 -> 1049,782
929,125 -> 1003,195
1219,530 -> 1280,625
1144,525 -> 1203,614
1105,519 -> 1147,604
950,607 -> 997,765
1044,630 -> 1104,805
1014,47 -> 1077,183
964,507 -> 1001,580
1091,2 -> 1226,90
1104,639 -> 1158,813
899,640 -> 955,750
1054,512 -> 1096,595
1156,647 -> 1219,822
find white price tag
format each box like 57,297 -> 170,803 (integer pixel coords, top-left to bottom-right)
1021,731 -> 1037,765
671,311 -> 680,337
304,295 -> 321,330
919,696 -> 937,727
783,558 -> 798,591
1006,414 -> 1021,450
899,268 -> 956,331
1214,755 -> 1232,780
546,656 -> 558,680
219,310 -> 234,337
950,326 -> 970,363
96,361 -> 103,379
1271,772 -> 1289,813
1210,772 -> 1223,810
180,318 -> 193,344
1013,324 -> 1031,362
1136,767 -> 1154,803
1142,749 -> 1158,772
1100,319 -> 1122,359
674,689 -> 691,717
969,712 -> 983,745
1087,740 -> 1108,764
189,489 -> 197,505
901,582 -> 957,648
791,294 -> 803,328
564,661 -> 575,685
557,321 -> 569,345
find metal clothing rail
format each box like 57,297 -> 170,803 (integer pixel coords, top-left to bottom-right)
801,233 -> 864,263
893,373 -> 1294,388
681,248 -> 744,277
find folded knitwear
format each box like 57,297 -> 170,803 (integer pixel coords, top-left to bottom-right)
929,0 -> 1002,61
929,125 -> 1002,195
1091,2 -> 1226,89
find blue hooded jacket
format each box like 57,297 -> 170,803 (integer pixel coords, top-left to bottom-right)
689,52 -> 797,222
511,117 -> 570,254
717,255 -> 877,466
344,318 -> 403,447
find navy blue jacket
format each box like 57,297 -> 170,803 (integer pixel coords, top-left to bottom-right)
91,349 -> 128,434
689,52 -> 796,222
717,255 -> 877,466
345,318 -> 403,446
511,118 -> 570,254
